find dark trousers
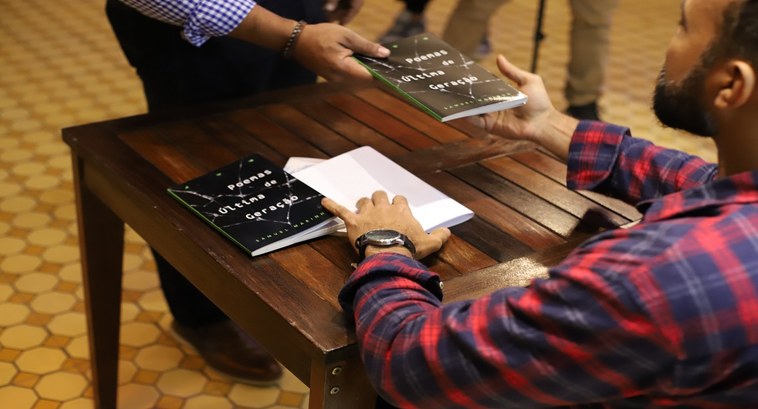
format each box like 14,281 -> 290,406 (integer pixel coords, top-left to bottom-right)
105,0 -> 322,326
405,0 -> 430,14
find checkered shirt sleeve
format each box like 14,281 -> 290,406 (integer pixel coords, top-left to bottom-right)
567,120 -> 718,203
337,120 -> 758,407
117,0 -> 256,46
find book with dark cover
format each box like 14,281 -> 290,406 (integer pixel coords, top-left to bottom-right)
355,33 -> 527,122
167,155 -> 337,257
169,147 -> 474,258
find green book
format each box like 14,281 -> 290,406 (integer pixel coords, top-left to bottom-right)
167,155 -> 338,257
355,33 -> 527,122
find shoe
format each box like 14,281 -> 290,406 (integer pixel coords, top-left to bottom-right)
472,35 -> 492,61
170,320 -> 282,385
378,10 -> 426,43
566,102 -> 600,121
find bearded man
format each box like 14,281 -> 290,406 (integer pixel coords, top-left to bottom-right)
323,0 -> 758,407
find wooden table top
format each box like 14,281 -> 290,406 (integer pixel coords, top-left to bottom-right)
62,81 -> 640,386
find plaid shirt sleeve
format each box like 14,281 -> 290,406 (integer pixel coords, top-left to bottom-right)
338,123 -> 756,408
339,250 -> 677,408
567,121 -> 718,203
117,0 -> 256,46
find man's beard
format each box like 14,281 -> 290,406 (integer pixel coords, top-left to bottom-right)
652,63 -> 717,137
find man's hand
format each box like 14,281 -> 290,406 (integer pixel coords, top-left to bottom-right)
229,6 -> 388,82
321,191 -> 451,260
323,0 -> 363,25
292,24 -> 390,82
471,55 -> 554,139
470,55 -> 577,161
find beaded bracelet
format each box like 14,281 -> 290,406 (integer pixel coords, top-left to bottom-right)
282,20 -> 306,59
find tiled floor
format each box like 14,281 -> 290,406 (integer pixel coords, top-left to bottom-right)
0,0 -> 718,408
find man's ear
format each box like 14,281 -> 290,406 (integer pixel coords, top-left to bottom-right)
712,60 -> 756,109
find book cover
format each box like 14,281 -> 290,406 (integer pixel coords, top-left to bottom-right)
167,155 -> 336,257
354,33 -> 527,122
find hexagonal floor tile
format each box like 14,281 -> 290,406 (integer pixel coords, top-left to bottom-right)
120,322 -> 160,348
134,344 -> 184,372
16,347 -> 67,374
0,324 -> 47,350
229,383 -> 280,408
117,384 -> 160,409
35,372 -> 88,400
156,368 -> 208,398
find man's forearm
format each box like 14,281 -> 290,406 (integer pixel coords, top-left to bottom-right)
532,110 -> 579,162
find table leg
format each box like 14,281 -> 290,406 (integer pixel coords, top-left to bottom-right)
309,356 -> 377,409
72,156 -> 124,409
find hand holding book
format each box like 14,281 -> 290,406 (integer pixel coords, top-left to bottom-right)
470,55 -> 576,163
354,33 -> 527,121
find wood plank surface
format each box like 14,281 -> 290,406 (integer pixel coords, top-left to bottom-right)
65,82 -> 641,409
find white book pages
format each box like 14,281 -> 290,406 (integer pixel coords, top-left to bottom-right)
290,146 -> 474,233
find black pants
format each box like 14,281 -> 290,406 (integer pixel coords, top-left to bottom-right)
405,0 -> 430,14
105,0 -> 322,326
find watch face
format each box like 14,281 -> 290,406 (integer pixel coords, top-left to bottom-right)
356,229 -> 415,258
366,229 -> 402,242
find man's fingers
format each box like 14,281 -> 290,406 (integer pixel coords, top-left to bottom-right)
496,54 -> 529,87
321,197 -> 355,224
355,196 -> 371,211
372,190 -> 390,205
391,194 -> 408,206
429,227 -> 451,248
346,31 -> 390,58
333,58 -> 373,82
413,227 -> 451,258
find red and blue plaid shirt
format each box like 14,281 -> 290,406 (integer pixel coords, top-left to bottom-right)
339,121 -> 758,408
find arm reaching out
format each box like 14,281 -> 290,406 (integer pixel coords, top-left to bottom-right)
472,55 -> 578,162
229,6 -> 389,82
117,0 -> 390,82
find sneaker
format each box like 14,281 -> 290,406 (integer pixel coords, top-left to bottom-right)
170,320 -> 282,385
566,102 -> 601,121
472,35 -> 492,61
378,10 -> 426,43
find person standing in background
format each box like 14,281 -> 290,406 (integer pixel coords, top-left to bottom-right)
105,0 -> 388,385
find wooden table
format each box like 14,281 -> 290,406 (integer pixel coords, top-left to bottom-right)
63,82 -> 639,409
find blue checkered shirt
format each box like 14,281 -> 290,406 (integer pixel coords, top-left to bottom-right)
117,0 -> 255,45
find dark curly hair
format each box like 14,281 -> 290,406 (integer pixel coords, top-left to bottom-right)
706,0 -> 758,67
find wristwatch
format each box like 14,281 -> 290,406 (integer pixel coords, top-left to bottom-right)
355,229 -> 416,259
